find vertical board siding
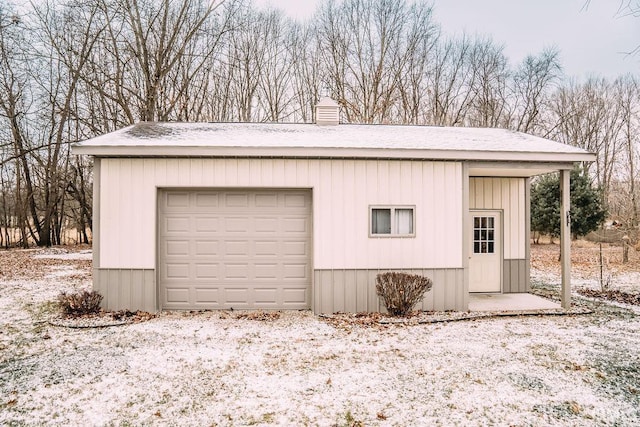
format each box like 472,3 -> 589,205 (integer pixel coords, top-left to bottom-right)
356,270 -> 369,312
502,260 -> 529,293
94,269 -> 156,312
469,177 -> 526,259
100,159 -> 464,270
314,268 -> 465,314
332,271 -> 345,313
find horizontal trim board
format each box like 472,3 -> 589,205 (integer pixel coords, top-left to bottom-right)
469,161 -> 576,171
313,268 -> 465,314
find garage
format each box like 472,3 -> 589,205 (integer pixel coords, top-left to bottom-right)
158,189 -> 312,310
76,110 -> 593,313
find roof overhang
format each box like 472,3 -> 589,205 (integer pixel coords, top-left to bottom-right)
71,122 -> 596,173
72,144 -> 596,165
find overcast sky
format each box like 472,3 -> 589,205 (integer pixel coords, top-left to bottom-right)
254,0 -> 640,80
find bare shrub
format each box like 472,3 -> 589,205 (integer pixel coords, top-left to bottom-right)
376,272 -> 433,316
58,290 -> 103,317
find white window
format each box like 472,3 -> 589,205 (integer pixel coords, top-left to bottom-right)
370,206 -> 415,237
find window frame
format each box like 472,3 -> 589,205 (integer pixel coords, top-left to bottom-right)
369,205 -> 416,238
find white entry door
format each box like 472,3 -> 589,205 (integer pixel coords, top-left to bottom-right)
469,211 -> 502,292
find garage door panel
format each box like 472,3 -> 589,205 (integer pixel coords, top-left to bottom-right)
254,288 -> 278,304
283,263 -> 308,279
224,263 -> 250,279
195,217 -> 219,232
225,193 -> 249,207
282,217 -> 308,233
159,189 -> 311,310
195,240 -> 219,255
255,193 -> 278,207
283,241 -> 307,256
254,263 -> 278,279
165,240 -> 190,256
255,218 -> 278,233
224,240 -> 250,256
166,192 -> 190,208
194,263 -> 220,278
254,240 -> 279,256
282,288 -> 308,305
194,288 -> 219,303
165,287 -> 190,304
225,217 -> 251,233
195,193 -> 219,207
166,217 -> 190,233
284,193 -> 307,207
224,287 -> 250,304
166,263 -> 190,279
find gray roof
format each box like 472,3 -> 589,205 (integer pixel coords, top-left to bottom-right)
72,122 -> 594,163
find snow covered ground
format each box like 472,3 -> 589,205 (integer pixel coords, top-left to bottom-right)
1,247 -> 639,426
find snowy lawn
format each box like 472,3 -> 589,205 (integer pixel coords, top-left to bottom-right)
1,245 -> 639,426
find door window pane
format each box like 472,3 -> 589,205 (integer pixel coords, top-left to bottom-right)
473,215 -> 496,254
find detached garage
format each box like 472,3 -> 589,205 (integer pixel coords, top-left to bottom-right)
73,99 -> 594,313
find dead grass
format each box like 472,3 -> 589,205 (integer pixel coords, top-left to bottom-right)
531,239 -> 640,280
0,245 -> 92,281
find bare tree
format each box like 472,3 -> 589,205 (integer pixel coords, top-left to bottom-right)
317,0 -> 435,123
289,23 -> 323,122
549,78 -> 625,203
30,0 -> 107,246
223,6 -> 301,122
256,9 -> 296,122
394,1 -> 439,124
82,0 -> 234,123
509,48 -> 562,134
0,3 -> 37,247
465,37 -> 509,128
425,35 -> 475,126
610,75 -> 640,226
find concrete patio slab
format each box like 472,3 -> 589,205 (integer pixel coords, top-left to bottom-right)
469,293 -> 561,312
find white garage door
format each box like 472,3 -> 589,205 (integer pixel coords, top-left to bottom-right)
158,189 -> 312,310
